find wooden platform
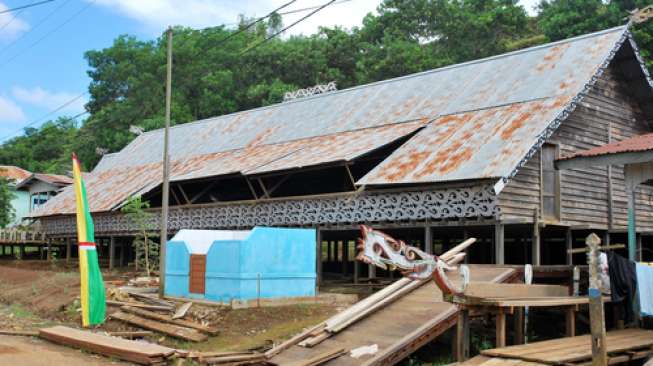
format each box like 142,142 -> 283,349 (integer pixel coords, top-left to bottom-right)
462,329 -> 653,366
269,266 -> 517,366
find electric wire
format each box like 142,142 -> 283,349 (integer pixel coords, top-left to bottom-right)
0,0 -> 54,15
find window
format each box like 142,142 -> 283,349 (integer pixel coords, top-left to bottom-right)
541,144 -> 560,220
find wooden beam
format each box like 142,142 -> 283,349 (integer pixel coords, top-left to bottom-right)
532,215 -> 541,266
176,184 -> 190,204
245,178 -> 258,200
190,180 -> 218,203
258,178 -> 270,198
267,173 -> 293,196
344,164 -> 356,190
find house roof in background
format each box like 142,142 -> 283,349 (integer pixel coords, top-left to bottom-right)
559,132 -> 653,160
15,173 -> 73,190
0,166 -> 32,184
30,26 -> 651,217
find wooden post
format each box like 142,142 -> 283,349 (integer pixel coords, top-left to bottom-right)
66,237 -> 71,263
514,307 -> 524,345
495,223 -> 505,265
496,310 -> 506,348
637,233 -> 643,262
425,226 -> 433,254
109,236 -> 115,270
120,240 -> 125,267
463,229 -> 469,264
19,245 -> 24,260
46,240 -> 52,261
587,233 -> 608,366
565,228 -> 573,265
565,307 -> 576,337
341,241 -> 348,276
627,188 -> 637,261
532,219 -> 541,265
456,308 -> 470,361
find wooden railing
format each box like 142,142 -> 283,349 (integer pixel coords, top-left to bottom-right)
0,229 -> 47,244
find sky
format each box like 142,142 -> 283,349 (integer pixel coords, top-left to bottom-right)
0,0 -> 540,142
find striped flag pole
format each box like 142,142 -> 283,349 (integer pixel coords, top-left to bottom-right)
72,153 -> 106,327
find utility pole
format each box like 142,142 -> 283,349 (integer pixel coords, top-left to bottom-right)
159,26 -> 172,297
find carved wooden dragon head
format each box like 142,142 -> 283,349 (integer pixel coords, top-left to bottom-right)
355,225 -> 468,296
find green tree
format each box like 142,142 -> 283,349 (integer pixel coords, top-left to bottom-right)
537,0 -> 622,41
121,196 -> 158,275
0,178 -> 15,228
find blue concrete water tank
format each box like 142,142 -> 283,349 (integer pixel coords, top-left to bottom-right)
164,227 -> 316,303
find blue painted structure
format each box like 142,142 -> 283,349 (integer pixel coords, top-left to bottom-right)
164,227 -> 316,303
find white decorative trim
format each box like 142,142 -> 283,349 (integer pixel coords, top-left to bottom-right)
40,185 -> 499,236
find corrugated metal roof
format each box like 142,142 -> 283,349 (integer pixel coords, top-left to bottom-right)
559,132 -> 653,160
33,122 -> 426,215
31,26 -> 642,217
0,166 -> 31,183
358,96 -> 572,184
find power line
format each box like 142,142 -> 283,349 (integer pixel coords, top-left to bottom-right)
240,0 -> 338,55
0,9 -> 24,32
0,0 -> 72,57
0,92 -> 88,143
0,0 -> 54,15
212,0 -> 298,46
222,0 -> 353,26
0,0 -> 92,66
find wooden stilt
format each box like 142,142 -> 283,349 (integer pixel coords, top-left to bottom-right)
425,226 -> 433,254
342,240 -> 348,276
109,236 -> 115,270
566,228 -> 573,265
456,308 -> 470,361
496,310 -> 506,348
566,307 -> 576,337
587,233 -> 607,366
514,307 -> 524,345
495,223 -> 505,265
66,237 -> 71,263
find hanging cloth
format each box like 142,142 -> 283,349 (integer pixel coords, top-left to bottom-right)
608,252 -> 637,324
636,263 -> 653,317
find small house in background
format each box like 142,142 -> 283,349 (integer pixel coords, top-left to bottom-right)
0,165 -> 32,226
164,227 -> 316,304
15,173 -> 73,213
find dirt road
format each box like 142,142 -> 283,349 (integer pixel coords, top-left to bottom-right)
0,334 -> 130,365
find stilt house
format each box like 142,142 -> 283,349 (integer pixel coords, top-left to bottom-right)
28,26 -> 653,283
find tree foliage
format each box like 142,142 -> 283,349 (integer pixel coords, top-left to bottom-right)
1,0 -> 653,172
121,196 -> 158,275
0,178 -> 14,228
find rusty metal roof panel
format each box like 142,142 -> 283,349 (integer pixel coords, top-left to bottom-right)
357,96 -> 573,185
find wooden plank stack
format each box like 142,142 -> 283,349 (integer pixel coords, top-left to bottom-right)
110,311 -> 209,342
39,325 -> 175,365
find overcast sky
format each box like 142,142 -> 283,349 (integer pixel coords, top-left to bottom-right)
0,0 -> 541,142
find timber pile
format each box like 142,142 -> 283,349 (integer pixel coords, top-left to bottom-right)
39,325 -> 175,365
110,311 -> 208,342
121,305 -> 219,335
290,238 -> 475,350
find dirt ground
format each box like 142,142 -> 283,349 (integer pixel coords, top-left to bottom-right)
0,334 -> 130,365
0,259 -> 343,364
